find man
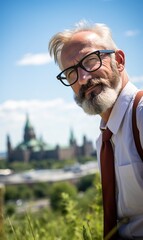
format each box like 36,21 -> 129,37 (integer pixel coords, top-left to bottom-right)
49,21 -> 143,239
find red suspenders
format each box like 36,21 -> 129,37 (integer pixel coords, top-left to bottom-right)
132,91 -> 143,161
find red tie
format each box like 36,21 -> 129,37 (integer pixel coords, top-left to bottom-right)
100,128 -> 118,240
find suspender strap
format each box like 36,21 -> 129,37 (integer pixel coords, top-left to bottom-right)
132,91 -> 143,161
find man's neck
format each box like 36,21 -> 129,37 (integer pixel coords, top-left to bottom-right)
100,108 -> 112,124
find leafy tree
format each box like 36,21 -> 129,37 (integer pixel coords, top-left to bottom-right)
5,186 -> 19,202
50,182 -> 77,211
3,173 -> 103,239
33,182 -> 51,199
0,159 -> 8,169
77,174 -> 95,192
9,161 -> 33,172
5,203 -> 16,216
17,184 -> 33,200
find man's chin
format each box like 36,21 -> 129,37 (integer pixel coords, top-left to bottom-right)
81,100 -> 103,115
74,94 -> 100,115
74,85 -> 119,115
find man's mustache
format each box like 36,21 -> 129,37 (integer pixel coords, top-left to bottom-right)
78,78 -> 101,99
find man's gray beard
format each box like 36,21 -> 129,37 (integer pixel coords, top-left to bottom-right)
74,76 -> 122,115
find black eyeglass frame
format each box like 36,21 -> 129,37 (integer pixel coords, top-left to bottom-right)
56,50 -> 115,86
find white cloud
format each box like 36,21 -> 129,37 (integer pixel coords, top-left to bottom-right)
16,53 -> 52,66
1,77 -> 143,153
0,99 -> 100,152
125,30 -> 140,37
130,75 -> 143,83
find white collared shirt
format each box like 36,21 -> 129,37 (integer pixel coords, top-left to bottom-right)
96,82 -> 143,238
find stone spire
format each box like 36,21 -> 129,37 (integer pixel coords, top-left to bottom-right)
24,114 -> 36,142
69,128 -> 76,146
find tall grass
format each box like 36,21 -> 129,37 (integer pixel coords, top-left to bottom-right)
1,175 -> 103,239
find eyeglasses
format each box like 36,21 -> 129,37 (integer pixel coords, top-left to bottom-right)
56,50 -> 115,86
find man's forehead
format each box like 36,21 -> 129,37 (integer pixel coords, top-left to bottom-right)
63,31 -> 97,50
70,30 -> 97,42
61,31 -> 98,59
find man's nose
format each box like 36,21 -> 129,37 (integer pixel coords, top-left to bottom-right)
78,68 -> 92,85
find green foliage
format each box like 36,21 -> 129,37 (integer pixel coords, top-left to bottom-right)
77,175 -> 95,192
33,182 -> 51,199
5,185 -> 19,202
77,156 -> 97,164
31,159 -> 56,170
5,184 -> 33,202
1,157 -> 96,172
83,223 -> 92,240
4,189 -> 102,239
50,182 -> 77,211
4,183 -> 52,203
5,203 -> 16,216
9,161 -> 33,172
2,173 -> 103,239
0,159 -> 8,169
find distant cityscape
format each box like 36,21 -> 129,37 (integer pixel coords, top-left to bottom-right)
6,115 -> 97,162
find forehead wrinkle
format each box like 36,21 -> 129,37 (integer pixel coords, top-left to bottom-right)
62,32 -> 98,54
61,44 -> 93,69
60,31 -> 102,70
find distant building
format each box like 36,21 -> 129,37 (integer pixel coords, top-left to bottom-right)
7,115 -> 96,162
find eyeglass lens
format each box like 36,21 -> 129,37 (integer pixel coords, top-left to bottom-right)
60,52 -> 101,86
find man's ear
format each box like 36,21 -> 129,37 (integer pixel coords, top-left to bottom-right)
115,50 -> 125,72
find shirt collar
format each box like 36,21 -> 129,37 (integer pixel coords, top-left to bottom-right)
100,82 -> 138,134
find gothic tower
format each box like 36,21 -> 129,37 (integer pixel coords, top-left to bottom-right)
24,114 -> 36,142
69,128 -> 76,146
7,134 -> 12,161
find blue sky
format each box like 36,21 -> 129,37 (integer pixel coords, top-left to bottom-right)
0,0 -> 143,152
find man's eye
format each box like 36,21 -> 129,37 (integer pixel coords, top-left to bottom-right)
84,55 -> 98,64
83,57 -> 98,69
66,69 -> 76,79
